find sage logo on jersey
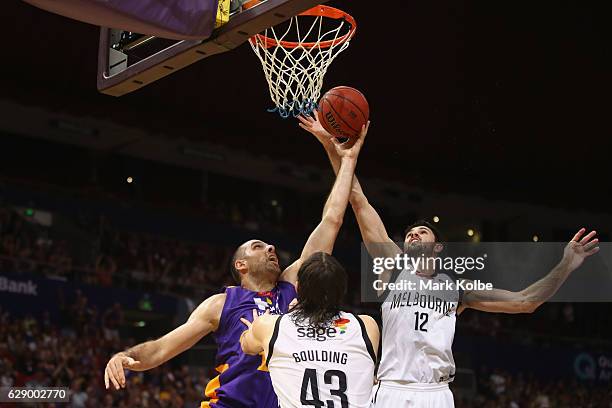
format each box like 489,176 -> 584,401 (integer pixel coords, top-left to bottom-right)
297,326 -> 338,342
297,318 -> 350,341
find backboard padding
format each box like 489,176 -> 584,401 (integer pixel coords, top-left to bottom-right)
97,0 -> 329,96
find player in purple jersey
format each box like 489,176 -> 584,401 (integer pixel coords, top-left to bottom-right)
103,121 -> 370,407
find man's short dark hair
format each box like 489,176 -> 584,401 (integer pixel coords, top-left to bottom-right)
230,245 -> 246,284
404,219 -> 444,242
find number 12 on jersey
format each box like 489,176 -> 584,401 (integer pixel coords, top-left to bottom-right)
300,368 -> 348,408
414,312 -> 428,332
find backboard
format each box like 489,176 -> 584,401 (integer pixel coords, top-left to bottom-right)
97,0 -> 328,96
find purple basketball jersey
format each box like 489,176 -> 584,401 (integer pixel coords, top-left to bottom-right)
201,281 -> 296,408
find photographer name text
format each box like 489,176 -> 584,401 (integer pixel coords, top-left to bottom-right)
373,279 -> 493,292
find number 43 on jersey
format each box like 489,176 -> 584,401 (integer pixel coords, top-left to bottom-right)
300,368 -> 349,408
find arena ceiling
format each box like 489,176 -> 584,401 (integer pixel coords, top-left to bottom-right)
1,0 -> 611,213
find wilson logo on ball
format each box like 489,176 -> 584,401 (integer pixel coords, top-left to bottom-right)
325,112 -> 349,137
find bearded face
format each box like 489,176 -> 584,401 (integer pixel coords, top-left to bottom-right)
404,226 -> 437,256
236,240 -> 282,280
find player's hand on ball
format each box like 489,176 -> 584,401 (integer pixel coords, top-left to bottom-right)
298,110 -> 334,148
333,121 -> 370,159
104,353 -> 140,390
562,228 -> 599,270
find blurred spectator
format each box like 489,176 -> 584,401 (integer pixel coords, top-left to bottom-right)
0,201 -> 611,347
1,303 -> 610,408
70,377 -> 89,408
489,369 -> 506,396
0,296 -> 217,408
0,204 -> 237,297
96,255 -> 116,288
102,303 -> 124,342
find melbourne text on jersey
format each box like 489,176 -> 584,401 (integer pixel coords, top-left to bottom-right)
389,291 -> 457,314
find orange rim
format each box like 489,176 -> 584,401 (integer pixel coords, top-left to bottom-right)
250,5 -> 356,49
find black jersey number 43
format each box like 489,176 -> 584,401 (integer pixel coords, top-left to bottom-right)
300,368 -> 348,408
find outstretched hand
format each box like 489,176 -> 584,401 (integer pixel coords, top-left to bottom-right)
562,228 -> 599,270
104,354 -> 141,390
333,121 -> 370,160
298,110 -> 371,161
298,109 -> 334,148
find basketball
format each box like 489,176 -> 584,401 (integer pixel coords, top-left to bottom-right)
318,86 -> 369,139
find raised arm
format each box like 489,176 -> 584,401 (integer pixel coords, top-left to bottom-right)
280,122 -> 369,284
299,113 -> 401,295
104,293 -> 225,390
298,112 -> 401,256
461,228 -> 599,314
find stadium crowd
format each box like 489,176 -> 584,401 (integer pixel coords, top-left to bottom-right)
0,203 -> 235,296
2,201 -> 612,342
0,297 -> 214,408
1,195 -> 612,407
457,367 -> 612,407
1,301 -> 610,408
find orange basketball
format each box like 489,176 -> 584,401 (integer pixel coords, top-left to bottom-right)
318,86 -> 369,139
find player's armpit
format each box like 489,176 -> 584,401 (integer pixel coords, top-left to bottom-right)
351,196 -> 402,259
279,260 -> 300,286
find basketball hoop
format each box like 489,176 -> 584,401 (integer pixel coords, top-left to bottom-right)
249,4 -> 356,118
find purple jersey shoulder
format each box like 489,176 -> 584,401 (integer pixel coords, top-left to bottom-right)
202,281 -> 296,408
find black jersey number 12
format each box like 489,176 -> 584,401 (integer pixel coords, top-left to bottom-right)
414,312 -> 428,332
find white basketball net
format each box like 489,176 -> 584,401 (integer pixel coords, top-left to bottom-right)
250,9 -> 354,118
